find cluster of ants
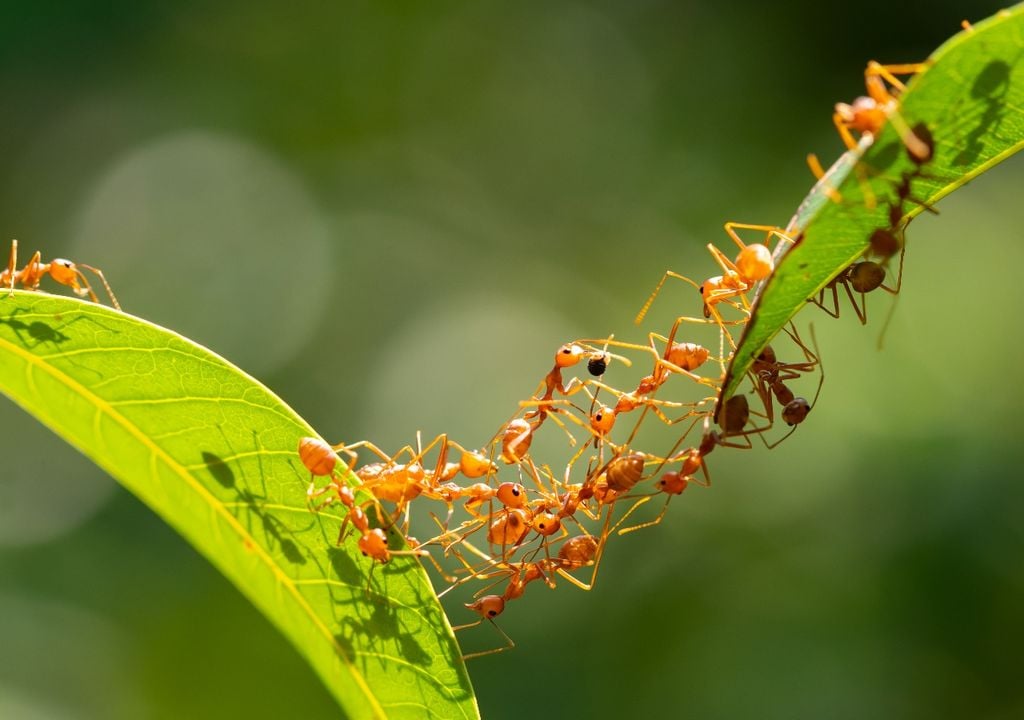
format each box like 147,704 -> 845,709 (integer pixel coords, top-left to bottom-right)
3,59 -> 934,660
293,60 -> 937,658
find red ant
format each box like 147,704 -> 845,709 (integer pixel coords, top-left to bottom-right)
299,433 -> 497,542
452,531 -> 602,659
636,223 -> 792,352
301,446 -> 428,590
2,240 -> 121,310
605,416 -> 712,535
833,61 -> 932,162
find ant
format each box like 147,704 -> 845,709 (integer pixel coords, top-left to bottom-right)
810,259 -> 896,325
302,453 -> 429,591
636,223 -> 792,353
811,124 -> 936,330
451,556 -> 558,660
2,240 -> 121,310
602,416 -> 712,536
748,325 -> 824,448
452,527 -> 605,659
299,433 -> 497,540
833,61 -> 932,163
808,63 -> 932,208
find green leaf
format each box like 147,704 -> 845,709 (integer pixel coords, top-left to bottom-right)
722,4 -> 1024,402
0,292 -> 478,720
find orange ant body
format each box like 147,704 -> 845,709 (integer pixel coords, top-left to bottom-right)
304,460 -> 426,569
299,433 -> 501,540
636,223 -> 791,352
454,532 -> 601,659
833,61 -> 931,162
2,240 -> 121,310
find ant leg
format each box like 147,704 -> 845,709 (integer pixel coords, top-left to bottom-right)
722,222 -> 794,254
609,494 -> 654,535
705,243 -> 740,277
78,264 -> 120,310
880,243 -> 906,295
865,61 -> 929,93
21,251 -> 44,290
807,154 -> 843,203
64,267 -> 101,304
810,282 -> 841,319
635,270 -> 698,324
763,424 -> 800,450
832,113 -> 861,152
876,245 -> 906,350
555,512 -> 614,592
332,440 -> 411,467
5,240 -> 16,296
456,618 -> 516,661
704,303 -> 742,351
617,495 -> 678,536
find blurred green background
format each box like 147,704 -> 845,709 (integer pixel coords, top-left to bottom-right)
2,1 -> 1022,718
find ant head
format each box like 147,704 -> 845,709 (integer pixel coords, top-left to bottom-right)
531,512 -> 562,537
49,259 -> 85,291
656,471 -> 690,496
466,595 -> 505,619
834,101 -> 853,122
358,528 -> 390,563
555,343 -> 585,368
590,405 -> 616,435
496,482 -> 527,509
841,96 -> 886,134
782,398 -> 811,426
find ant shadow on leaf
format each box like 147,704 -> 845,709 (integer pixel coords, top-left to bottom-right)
0,307 -> 88,348
201,439 -> 309,567
953,58 -> 1014,166
0,307 -> 121,381
306,540 -> 440,674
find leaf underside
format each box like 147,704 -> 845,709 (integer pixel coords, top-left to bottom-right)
0,293 -> 478,720
723,4 -> 1024,401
